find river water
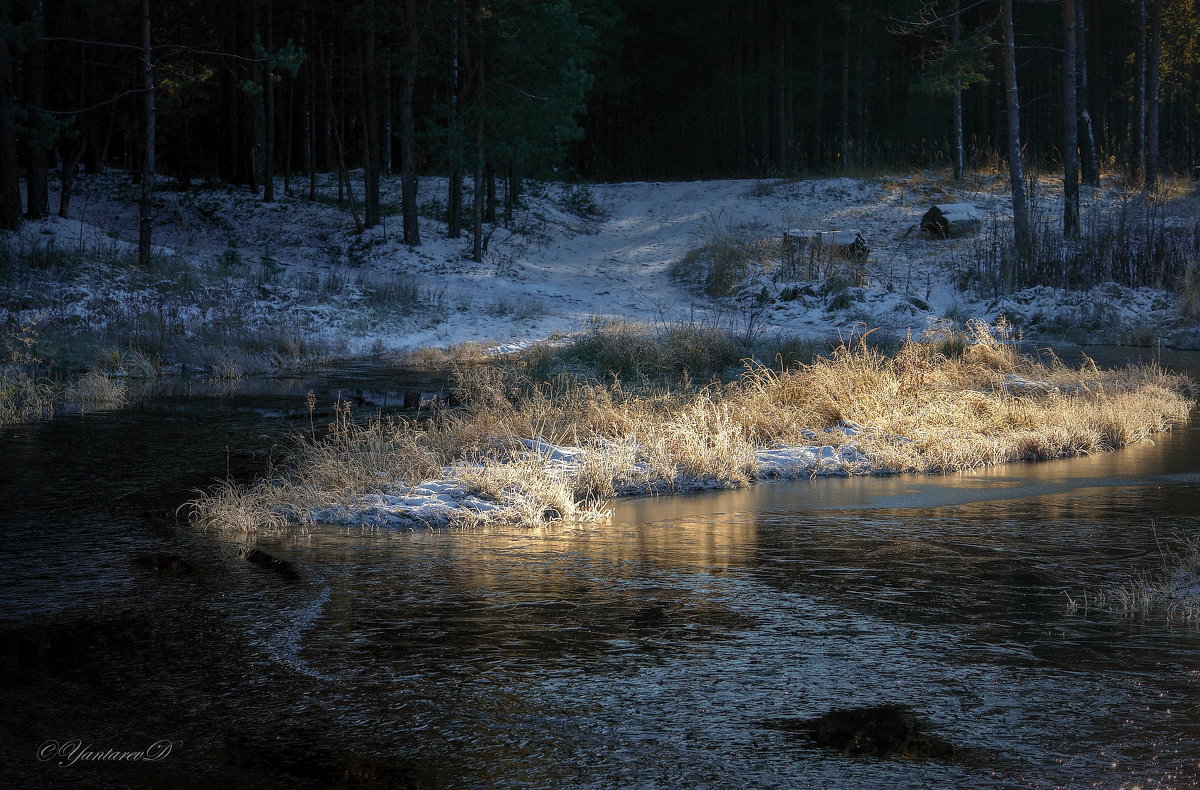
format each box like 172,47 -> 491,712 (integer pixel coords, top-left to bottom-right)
1,348 -> 1199,789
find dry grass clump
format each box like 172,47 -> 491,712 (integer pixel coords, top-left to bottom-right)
1,366 -> 127,424
185,479 -> 293,533
282,403 -> 445,504
669,213 -> 777,298
728,321 -> 1191,474
2,316 -> 128,422
0,366 -> 56,423
532,318 -> 752,380
190,322 -> 1193,534
634,392 -> 759,489
64,370 -> 128,412
400,341 -> 494,369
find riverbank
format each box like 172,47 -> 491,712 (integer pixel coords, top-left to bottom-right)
189,321 -> 1195,533
6,168 -> 1200,425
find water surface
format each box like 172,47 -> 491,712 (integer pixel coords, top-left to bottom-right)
2,350 -> 1198,789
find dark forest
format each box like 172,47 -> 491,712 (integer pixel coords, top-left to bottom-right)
3,0 -> 1199,234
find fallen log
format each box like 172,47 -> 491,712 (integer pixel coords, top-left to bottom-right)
920,203 -> 981,239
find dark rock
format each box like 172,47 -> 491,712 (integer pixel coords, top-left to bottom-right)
773,705 -> 955,759
136,553 -> 193,573
242,548 -> 300,581
631,604 -> 667,627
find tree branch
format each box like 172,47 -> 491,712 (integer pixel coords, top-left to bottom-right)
497,81 -> 548,101
23,89 -> 146,116
41,36 -> 144,53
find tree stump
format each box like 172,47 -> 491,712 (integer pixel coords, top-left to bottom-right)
782,229 -> 869,279
783,229 -> 869,260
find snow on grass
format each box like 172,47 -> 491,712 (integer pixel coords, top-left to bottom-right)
189,325 -> 1194,534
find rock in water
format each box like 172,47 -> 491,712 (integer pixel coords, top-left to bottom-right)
798,705 -> 955,758
135,553 -> 193,573
242,548 -> 300,581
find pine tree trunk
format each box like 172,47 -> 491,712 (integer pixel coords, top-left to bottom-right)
472,122 -> 484,263
238,0 -> 259,192
220,11 -> 239,184
0,22 -> 21,231
775,7 -> 787,172
1145,0 -> 1162,191
951,0 -> 964,180
283,72 -> 293,195
362,8 -> 381,230
810,19 -> 824,170
321,83 -> 333,172
58,136 -> 86,218
1076,0 -> 1099,185
24,0 -> 49,220
839,9 -> 850,170
400,0 -> 420,245
1062,0 -> 1080,237
304,57 -> 315,199
470,2 -> 484,264
319,30 -> 361,232
447,0 -> 465,239
262,0 -> 275,202
485,163 -> 496,224
305,8 -> 317,200
503,161 -> 514,226
1132,0 -> 1146,184
1001,0 -> 1031,271
448,168 -> 462,238
399,64 -> 420,244
382,59 -> 393,174
138,0 -> 155,269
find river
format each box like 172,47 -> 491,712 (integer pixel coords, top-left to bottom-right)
2,347 -> 1198,789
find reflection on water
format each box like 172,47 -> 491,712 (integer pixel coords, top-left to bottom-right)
1,351 -> 1199,788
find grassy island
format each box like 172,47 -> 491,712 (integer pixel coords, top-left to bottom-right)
190,321 -> 1194,534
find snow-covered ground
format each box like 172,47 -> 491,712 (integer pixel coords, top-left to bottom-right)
6,168 -> 1198,363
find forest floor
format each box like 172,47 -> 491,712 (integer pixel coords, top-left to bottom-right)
3,166 -> 1199,384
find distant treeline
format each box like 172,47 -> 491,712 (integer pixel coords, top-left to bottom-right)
1,0 -> 1197,231
581,0 -> 1200,180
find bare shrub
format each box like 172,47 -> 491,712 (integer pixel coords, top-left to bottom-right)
959,199 -> 1199,298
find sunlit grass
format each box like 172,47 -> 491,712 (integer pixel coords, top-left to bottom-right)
190,320 -> 1194,534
